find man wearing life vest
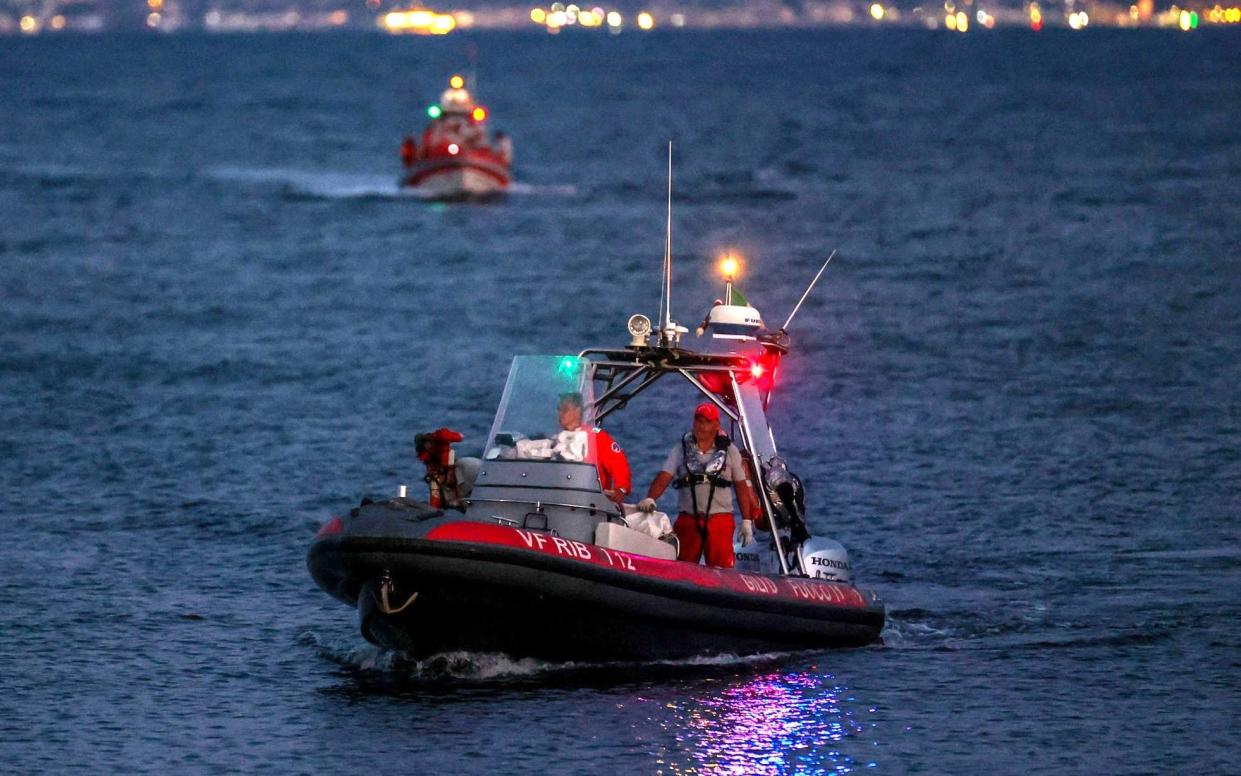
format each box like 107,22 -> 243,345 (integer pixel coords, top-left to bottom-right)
557,392 -> 631,505
637,402 -> 761,568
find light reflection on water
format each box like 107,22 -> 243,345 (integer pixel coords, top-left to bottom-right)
647,668 -> 878,774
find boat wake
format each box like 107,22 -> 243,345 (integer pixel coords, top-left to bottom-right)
206,166 -> 576,201
507,181 -> 577,197
880,611 -> 956,649
882,603 -> 1188,653
306,631 -> 804,684
206,166 -> 408,199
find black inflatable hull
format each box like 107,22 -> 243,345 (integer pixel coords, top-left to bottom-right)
308,501 -> 885,660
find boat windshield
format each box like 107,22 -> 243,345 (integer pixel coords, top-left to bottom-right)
484,356 -> 599,464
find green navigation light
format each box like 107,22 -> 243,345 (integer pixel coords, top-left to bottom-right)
556,356 -> 581,379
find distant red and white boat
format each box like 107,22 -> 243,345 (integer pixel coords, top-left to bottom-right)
399,75 -> 512,200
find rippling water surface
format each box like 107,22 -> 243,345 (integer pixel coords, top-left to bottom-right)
1,29 -> 1239,774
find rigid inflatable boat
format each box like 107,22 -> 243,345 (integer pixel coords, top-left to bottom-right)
308,247 -> 885,660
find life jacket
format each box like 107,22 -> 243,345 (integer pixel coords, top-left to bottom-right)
675,432 -> 732,518
674,432 -> 731,488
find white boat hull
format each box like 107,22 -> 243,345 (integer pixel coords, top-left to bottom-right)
401,157 -> 510,200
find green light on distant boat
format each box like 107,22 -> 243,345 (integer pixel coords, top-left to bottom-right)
427,105 -> 442,119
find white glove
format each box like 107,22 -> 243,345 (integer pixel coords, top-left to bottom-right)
637,497 -> 657,512
738,519 -> 754,547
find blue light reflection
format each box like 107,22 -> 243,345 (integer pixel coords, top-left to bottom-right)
648,667 -> 879,774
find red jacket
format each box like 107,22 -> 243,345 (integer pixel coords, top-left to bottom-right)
592,427 -> 631,498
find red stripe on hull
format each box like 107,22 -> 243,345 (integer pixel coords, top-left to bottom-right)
404,155 -> 510,188
426,521 -> 869,609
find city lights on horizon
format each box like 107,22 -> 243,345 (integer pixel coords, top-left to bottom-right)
382,8 -> 457,33
945,8 -> 970,29
514,1 -> 1239,33
4,1 -> 1241,34
525,4 -> 659,32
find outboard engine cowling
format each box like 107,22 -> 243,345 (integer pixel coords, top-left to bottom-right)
798,537 -> 852,583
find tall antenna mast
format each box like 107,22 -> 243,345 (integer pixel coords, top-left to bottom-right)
662,141 -> 673,340
466,41 -> 479,95
781,249 -> 837,332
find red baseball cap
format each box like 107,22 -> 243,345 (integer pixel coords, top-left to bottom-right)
694,402 -> 720,422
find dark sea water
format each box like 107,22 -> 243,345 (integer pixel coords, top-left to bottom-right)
2,28 -> 1239,773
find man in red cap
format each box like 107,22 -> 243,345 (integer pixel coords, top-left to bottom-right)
637,402 -> 761,568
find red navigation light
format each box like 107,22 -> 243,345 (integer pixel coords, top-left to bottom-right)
448,143 -> 460,155
471,106 -> 487,122
746,352 -> 780,393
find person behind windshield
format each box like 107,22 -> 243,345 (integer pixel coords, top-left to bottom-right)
637,402 -> 761,568
557,392 -> 631,506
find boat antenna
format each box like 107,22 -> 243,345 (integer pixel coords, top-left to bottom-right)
780,249 -> 838,332
466,41 -> 479,94
660,141 -> 674,344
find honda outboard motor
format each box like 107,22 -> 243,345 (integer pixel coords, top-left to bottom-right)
798,537 -> 852,583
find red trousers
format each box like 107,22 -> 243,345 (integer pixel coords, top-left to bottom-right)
674,512 -> 736,569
